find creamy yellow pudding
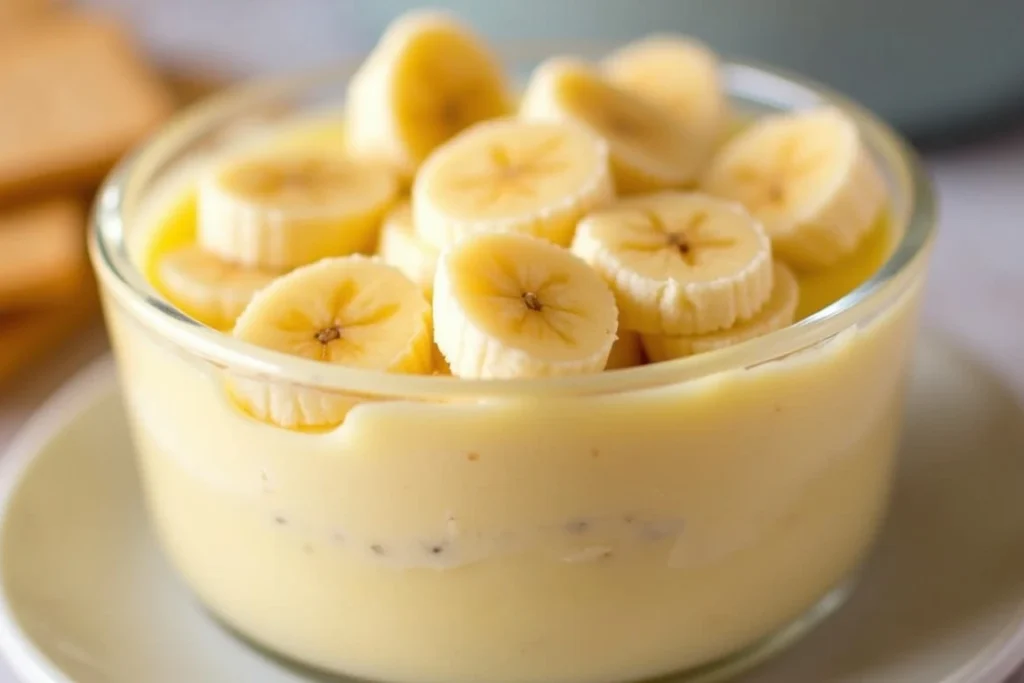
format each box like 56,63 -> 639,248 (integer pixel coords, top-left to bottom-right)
92,11 -> 934,683
102,143 -> 913,683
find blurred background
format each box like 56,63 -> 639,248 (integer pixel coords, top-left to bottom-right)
82,0 -> 1024,144
0,0 -> 1022,407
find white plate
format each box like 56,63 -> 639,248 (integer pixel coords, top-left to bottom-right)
0,334 -> 1023,683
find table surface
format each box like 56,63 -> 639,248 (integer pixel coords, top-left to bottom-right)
2,3 -> 1023,679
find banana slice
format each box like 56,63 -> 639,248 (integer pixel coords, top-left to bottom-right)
431,343 -> 452,376
603,34 -> 730,158
346,9 -> 512,178
572,191 -> 772,335
413,118 -> 614,248
229,256 -> 433,429
198,148 -> 399,270
433,232 -> 618,379
701,106 -> 886,270
604,330 -> 645,370
642,261 -> 799,361
376,201 -> 440,296
157,245 -> 280,331
519,57 -> 702,194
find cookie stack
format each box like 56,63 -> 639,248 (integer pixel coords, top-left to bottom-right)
0,2 -> 210,386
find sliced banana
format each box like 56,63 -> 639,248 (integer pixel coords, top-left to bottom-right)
519,57 -> 703,194
198,148 -> 398,270
572,191 -> 772,335
431,343 -> 452,376
346,9 -> 512,179
157,245 -> 280,331
413,118 -> 614,248
603,34 -> 730,159
642,261 -> 799,361
604,330 -> 645,370
701,106 -> 886,270
229,256 -> 433,429
376,201 -> 440,296
433,232 -> 618,379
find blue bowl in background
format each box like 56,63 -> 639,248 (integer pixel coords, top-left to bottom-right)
358,0 -> 1024,144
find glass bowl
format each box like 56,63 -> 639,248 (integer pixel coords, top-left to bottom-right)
89,49 -> 936,683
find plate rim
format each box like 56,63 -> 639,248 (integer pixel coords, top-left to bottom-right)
930,339 -> 1024,683
0,355 -> 117,683
0,343 -> 1022,683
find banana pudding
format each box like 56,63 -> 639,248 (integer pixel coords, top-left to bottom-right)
91,9 -> 935,683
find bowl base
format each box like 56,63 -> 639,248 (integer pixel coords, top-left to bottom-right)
208,575 -> 859,683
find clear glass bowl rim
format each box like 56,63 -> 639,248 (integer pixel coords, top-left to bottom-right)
89,55 -> 937,401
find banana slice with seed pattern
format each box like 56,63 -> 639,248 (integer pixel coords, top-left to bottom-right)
603,34 -> 730,159
199,149 -> 398,270
701,106 -> 886,270
572,191 -> 772,335
229,256 -> 432,429
158,245 -> 280,331
642,261 -> 799,361
413,118 -> 614,248
519,57 -> 703,194
346,9 -> 512,179
433,232 -> 618,379
376,201 -> 440,296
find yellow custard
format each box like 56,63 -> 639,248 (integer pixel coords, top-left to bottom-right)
95,83 -> 931,683
144,184 -> 897,331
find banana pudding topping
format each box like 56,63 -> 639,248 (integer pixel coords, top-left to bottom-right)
413,118 -> 613,248
228,256 -> 432,427
702,107 -> 886,269
150,11 -> 890,428
520,57 -> 705,193
573,192 -> 773,335
199,150 -> 397,270
345,9 -> 511,177
433,231 -> 618,379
